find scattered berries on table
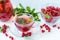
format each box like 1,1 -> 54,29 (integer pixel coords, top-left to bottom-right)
22,32 -> 32,37
0,24 -> 14,40
40,24 -> 51,33
52,24 -> 56,28
58,26 -> 60,29
9,36 -> 14,40
41,30 -> 45,33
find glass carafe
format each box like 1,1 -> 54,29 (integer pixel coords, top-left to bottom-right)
0,0 -> 13,22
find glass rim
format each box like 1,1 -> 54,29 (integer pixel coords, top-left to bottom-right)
14,13 -> 34,26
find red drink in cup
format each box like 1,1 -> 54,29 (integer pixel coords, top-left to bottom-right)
15,14 -> 34,32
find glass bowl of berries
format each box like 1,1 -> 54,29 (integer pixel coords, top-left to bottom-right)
41,3 -> 60,23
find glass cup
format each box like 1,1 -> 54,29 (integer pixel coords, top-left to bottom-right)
9,13 -> 34,37
15,13 -> 34,32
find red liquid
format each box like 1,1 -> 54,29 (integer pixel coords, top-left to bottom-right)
15,22 -> 34,32
15,15 -> 34,32
0,0 -> 13,22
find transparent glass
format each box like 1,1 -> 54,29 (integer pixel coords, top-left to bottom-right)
9,13 -> 34,37
0,0 -> 13,22
41,3 -> 60,24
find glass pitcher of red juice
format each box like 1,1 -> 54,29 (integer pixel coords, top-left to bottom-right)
0,0 -> 13,22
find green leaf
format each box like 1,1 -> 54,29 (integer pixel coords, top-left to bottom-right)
19,3 -> 24,9
19,4 -> 25,13
14,8 -> 20,12
31,8 -> 35,13
45,14 -> 50,19
33,13 -> 38,17
0,27 -> 3,32
14,3 -> 41,21
36,18 -> 41,21
26,6 -> 31,12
